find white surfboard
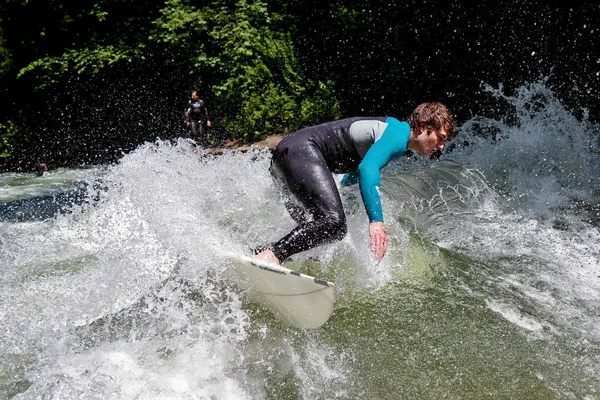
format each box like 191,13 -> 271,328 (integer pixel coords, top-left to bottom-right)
227,255 -> 335,329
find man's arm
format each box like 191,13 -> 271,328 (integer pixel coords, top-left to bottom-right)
340,171 -> 360,186
201,101 -> 211,127
357,120 -> 410,261
358,148 -> 392,262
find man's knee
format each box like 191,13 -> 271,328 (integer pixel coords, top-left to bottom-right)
324,213 -> 347,241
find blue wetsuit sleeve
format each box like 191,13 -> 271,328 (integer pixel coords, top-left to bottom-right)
358,118 -> 410,222
341,171 -> 360,186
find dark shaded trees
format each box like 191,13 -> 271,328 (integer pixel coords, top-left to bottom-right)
1,0 -> 341,170
0,0 -> 598,171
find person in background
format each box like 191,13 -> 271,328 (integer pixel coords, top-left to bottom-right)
253,102 -> 456,265
184,90 -> 211,146
36,162 -> 48,176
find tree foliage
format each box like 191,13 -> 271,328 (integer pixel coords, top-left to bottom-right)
0,0 -> 597,171
6,0 -> 341,158
17,45 -> 145,89
0,121 -> 16,158
150,0 -> 340,140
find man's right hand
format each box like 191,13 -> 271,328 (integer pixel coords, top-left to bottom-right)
369,221 -> 388,262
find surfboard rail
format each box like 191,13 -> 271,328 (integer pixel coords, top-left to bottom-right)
226,255 -> 335,329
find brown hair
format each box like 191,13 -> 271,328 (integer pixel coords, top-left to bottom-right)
407,102 -> 456,139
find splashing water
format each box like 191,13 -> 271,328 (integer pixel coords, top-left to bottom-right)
1,82 -> 599,399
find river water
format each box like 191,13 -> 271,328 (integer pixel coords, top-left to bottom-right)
1,83 -> 599,399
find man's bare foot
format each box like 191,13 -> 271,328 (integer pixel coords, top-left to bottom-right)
254,249 -> 281,264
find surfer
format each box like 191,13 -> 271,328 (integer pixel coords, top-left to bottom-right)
253,102 -> 456,265
184,90 -> 211,146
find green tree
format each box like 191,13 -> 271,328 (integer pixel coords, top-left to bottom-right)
12,0 -> 341,149
13,0 -> 154,89
0,5 -> 14,158
151,0 -> 340,141
0,121 -> 16,158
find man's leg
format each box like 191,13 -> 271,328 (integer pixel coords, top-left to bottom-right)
266,144 -> 346,262
270,162 -> 308,225
190,120 -> 204,146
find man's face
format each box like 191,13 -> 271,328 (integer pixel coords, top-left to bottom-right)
192,93 -> 199,100
412,127 -> 448,157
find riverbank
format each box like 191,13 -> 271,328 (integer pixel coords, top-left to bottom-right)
204,134 -> 286,155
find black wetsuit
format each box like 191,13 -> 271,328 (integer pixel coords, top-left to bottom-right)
266,116 -> 411,261
186,99 -> 209,144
